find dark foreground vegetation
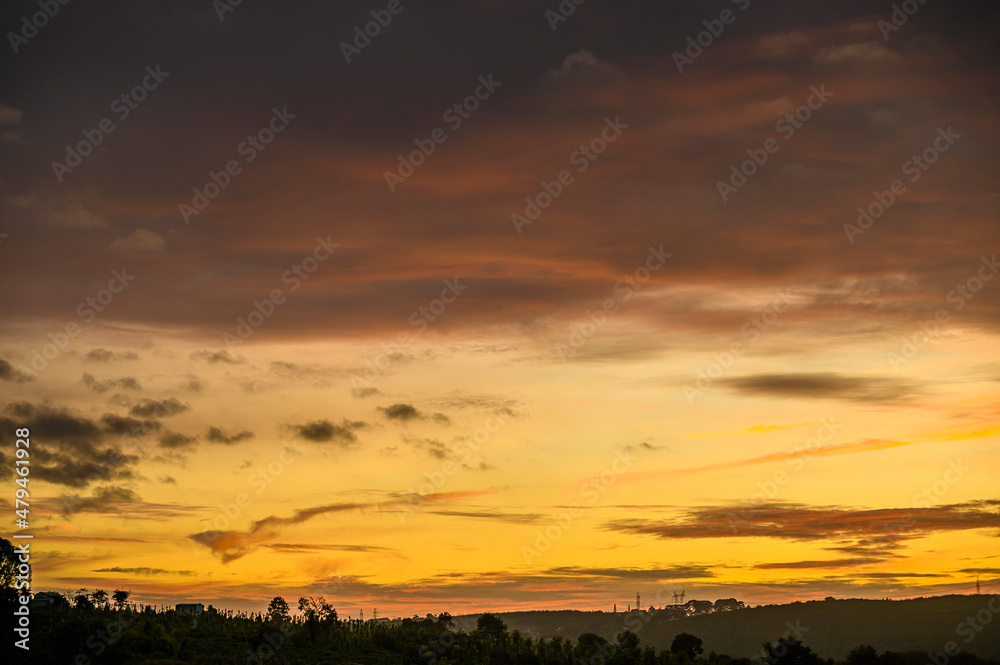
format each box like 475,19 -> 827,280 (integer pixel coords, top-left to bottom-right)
7,590 -> 1000,665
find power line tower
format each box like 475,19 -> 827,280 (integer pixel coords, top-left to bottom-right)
679,591 -> 686,604
636,592 -> 640,610
976,576 -> 981,595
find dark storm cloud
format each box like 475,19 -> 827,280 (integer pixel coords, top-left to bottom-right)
717,373 -> 921,402
290,419 -> 366,444
206,426 -> 254,445
0,403 -> 140,488
0,1 -> 996,342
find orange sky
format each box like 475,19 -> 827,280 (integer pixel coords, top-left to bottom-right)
0,0 -> 998,615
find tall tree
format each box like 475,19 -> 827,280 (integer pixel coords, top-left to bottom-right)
266,596 -> 290,623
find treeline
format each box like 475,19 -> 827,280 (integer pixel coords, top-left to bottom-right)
7,592 -> 1000,665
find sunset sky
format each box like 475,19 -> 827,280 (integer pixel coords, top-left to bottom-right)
1,0 -> 998,616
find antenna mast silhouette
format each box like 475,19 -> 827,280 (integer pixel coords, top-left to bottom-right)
636,592 -> 640,610
977,576 -> 981,595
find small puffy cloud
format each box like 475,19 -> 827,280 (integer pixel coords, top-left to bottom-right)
291,418 -> 366,444
206,427 -> 254,445
549,49 -> 617,81
159,432 -> 197,450
813,42 -> 902,65
191,350 -> 242,364
101,414 -> 160,437
47,203 -> 110,230
351,387 -> 382,398
82,374 -> 142,393
129,398 -> 188,418
0,104 -> 23,124
0,359 -> 31,383
109,228 -> 165,251
83,349 -> 140,363
380,403 -> 421,421
180,377 -> 202,392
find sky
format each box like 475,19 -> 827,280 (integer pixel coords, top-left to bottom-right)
0,0 -> 998,616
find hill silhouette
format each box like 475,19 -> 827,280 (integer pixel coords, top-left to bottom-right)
452,595 -> 1000,659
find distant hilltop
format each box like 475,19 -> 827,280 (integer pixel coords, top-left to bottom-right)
450,595 -> 1000,660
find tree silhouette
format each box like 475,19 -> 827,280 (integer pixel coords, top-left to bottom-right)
846,644 -> 879,665
761,638 -> 821,665
617,629 -> 640,651
298,595 -> 335,643
91,588 -> 109,609
266,595 -> 290,623
0,537 -> 17,608
112,589 -> 130,610
73,589 -> 95,610
670,633 -> 704,659
476,612 -> 508,640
